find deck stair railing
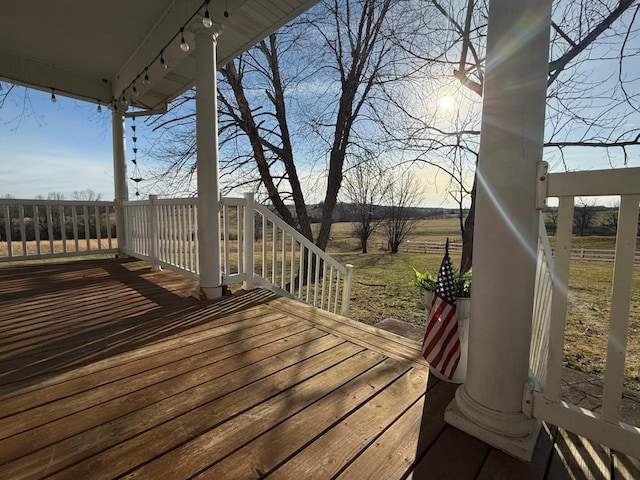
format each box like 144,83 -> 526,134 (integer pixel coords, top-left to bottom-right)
528,164 -> 640,459
0,198 -> 117,262
123,193 -> 353,316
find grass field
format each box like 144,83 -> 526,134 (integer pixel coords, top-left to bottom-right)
328,218 -> 640,391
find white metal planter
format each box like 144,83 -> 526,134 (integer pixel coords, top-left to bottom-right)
421,290 -> 470,384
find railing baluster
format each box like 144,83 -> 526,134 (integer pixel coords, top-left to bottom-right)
602,194 -> 640,423
298,242 -> 304,299
83,204 -> 90,252
326,264 -> 333,312
3,205 -> 11,257
281,229 -> 286,290
313,253 -> 320,307
46,204 -> 54,254
334,270 -> 341,314
60,205 -> 67,254
545,196 -> 575,402
34,205 -> 41,255
289,238 -> 295,295
272,222 -> 277,285
261,213 -> 267,278
223,203 -> 230,280
19,205 -> 26,256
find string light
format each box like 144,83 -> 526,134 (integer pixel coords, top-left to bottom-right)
202,0 -> 213,28
117,1 -> 233,105
50,89 -> 56,103
97,101 -> 102,113
160,49 -> 169,69
179,28 -> 190,52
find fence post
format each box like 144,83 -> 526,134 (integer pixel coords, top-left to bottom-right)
341,264 -> 354,316
243,192 -> 255,290
149,195 -> 161,272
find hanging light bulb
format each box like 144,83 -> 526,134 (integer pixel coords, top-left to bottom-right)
132,82 -> 139,97
224,0 -> 229,17
51,89 -> 57,103
179,28 -> 190,52
143,68 -> 150,86
202,0 -> 213,28
160,50 -> 169,69
97,102 -> 102,113
120,95 -> 129,107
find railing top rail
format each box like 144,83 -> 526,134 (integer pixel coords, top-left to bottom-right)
0,199 -> 116,207
547,167 -> 640,197
221,197 -> 245,207
122,197 -> 197,207
254,203 -> 348,275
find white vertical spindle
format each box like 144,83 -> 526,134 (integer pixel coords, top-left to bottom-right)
602,194 -> 640,423
19,205 -> 26,256
46,205 -> 54,254
83,204 -> 90,251
34,205 -> 41,255
243,192 -> 255,290
3,205 -> 11,257
545,196 -> 575,402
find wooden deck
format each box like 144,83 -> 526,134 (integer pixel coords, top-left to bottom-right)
0,258 -> 638,479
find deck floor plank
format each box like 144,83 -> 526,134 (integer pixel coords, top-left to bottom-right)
50,342 -> 368,480
545,428 -> 611,480
0,329 -> 340,474
194,357 -> 414,480
266,367 -> 429,479
407,425 -> 491,480
0,258 -> 636,480
335,379 -> 458,480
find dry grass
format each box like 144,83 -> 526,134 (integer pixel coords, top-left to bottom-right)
329,218 -> 639,390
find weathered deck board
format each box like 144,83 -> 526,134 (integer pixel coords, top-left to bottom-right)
0,258 -> 637,480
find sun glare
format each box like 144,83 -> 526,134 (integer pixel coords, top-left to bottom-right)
438,95 -> 455,110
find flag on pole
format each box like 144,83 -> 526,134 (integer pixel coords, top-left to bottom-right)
421,239 -> 461,379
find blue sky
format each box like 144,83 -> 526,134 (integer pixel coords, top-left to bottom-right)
1,81 -> 638,207
0,87 -> 116,200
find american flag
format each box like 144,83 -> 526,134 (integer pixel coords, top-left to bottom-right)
421,241 -> 461,379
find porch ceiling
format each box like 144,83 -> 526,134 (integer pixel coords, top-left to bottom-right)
0,0 -> 319,110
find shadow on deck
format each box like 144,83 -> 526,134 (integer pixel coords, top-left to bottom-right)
0,258 -> 638,479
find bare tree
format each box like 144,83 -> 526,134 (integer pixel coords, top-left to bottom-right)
146,0 -> 400,251
382,169 -> 422,253
386,0 -> 640,272
573,198 -> 598,236
343,156 -> 389,253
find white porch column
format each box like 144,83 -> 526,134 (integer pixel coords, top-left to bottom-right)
193,24 -> 222,299
111,106 -> 129,256
444,0 -> 553,461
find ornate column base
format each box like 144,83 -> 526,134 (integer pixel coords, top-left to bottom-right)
445,384 -> 541,462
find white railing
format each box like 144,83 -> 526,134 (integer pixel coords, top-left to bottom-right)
123,196 -> 199,279
0,198 -> 117,262
530,165 -> 640,459
123,193 -> 353,315
530,213 -> 554,390
220,194 -> 353,316
253,201 -> 353,316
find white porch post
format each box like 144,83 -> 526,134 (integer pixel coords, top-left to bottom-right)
111,106 -> 129,256
193,24 -> 222,299
444,0 -> 553,461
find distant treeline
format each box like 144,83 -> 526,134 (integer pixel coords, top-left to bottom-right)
309,202 -> 462,223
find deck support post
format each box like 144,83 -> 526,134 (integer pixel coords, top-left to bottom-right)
192,23 -> 223,300
444,0 -> 553,462
111,106 -> 129,256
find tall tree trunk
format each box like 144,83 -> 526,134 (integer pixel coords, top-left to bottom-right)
460,173 -> 476,274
